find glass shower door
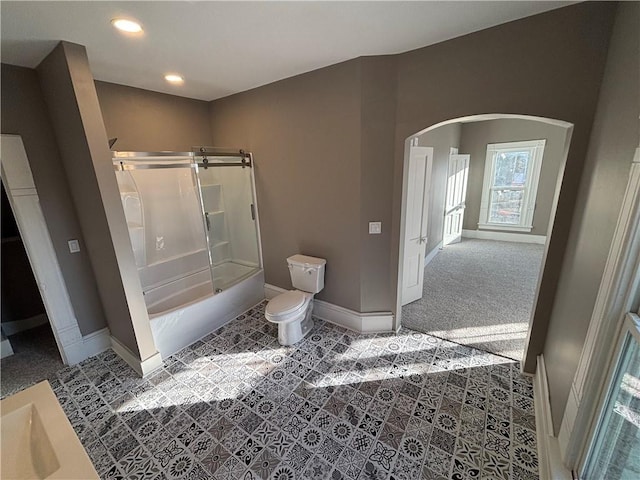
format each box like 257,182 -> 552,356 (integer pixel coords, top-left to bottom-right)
114,154 -> 214,315
195,153 -> 261,292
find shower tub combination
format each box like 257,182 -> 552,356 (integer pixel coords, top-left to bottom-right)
114,150 -> 264,357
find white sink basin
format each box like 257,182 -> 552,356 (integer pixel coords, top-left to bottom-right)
2,403 -> 60,479
1,381 -> 99,479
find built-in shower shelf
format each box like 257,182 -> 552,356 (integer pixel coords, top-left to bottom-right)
127,222 -> 143,229
210,240 -> 230,264
207,208 -> 228,247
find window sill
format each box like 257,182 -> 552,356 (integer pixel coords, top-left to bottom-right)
478,223 -> 533,233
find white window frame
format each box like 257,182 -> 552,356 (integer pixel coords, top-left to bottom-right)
581,311 -> 640,479
478,139 -> 546,232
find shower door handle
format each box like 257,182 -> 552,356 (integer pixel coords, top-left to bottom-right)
250,204 -> 256,220
205,212 -> 210,231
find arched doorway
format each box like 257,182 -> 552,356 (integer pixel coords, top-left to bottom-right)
396,114 -> 574,363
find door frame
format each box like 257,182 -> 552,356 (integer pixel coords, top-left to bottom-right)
394,113 -> 574,347
1,134 -> 88,365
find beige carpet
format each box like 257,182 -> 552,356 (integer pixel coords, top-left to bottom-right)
402,238 -> 544,360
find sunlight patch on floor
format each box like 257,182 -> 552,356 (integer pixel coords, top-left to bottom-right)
115,327 -> 518,414
429,322 -> 528,344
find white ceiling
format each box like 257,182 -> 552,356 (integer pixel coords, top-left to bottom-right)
1,1 -> 573,101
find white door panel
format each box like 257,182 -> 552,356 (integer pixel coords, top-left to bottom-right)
402,146 -> 433,306
443,153 -> 470,246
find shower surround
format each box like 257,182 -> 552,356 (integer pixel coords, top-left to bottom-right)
113,150 -> 264,357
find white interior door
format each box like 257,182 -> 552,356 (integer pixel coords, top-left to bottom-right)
402,146 -> 433,306
443,153 -> 470,246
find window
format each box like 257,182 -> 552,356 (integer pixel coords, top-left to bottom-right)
583,313 -> 640,479
478,139 -> 545,232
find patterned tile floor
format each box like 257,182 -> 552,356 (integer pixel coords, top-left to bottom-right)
20,301 -> 539,479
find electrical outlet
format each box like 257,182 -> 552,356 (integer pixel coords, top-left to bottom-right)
68,239 -> 80,253
369,222 -> 382,234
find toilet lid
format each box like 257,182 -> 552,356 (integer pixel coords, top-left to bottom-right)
266,290 -> 307,316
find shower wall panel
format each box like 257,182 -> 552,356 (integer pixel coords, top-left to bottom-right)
198,166 -> 260,269
115,165 -> 212,302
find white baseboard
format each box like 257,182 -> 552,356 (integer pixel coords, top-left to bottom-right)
264,284 -> 394,333
424,243 -> 442,267
60,327 -> 111,365
63,338 -> 89,365
1,319 -> 110,364
536,354 -> 555,435
82,328 -> 111,358
558,385 -> 579,463
139,351 -> 164,377
264,283 -> 287,300
315,300 -> 394,333
462,229 -> 546,244
534,354 -> 573,480
110,336 -> 163,378
110,336 -> 141,375
1,337 -> 14,358
1,313 -> 48,336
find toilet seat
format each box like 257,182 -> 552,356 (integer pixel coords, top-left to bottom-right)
265,290 -> 315,345
266,290 -> 307,317
265,291 -> 312,324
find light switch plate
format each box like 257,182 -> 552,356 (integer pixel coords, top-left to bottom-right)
369,222 -> 382,234
68,239 -> 80,253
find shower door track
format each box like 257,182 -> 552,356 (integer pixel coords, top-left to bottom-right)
113,150 -> 253,170
114,163 -> 196,171
114,161 -> 252,171
194,161 -> 252,168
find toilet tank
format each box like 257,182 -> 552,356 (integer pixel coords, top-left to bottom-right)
287,254 -> 326,293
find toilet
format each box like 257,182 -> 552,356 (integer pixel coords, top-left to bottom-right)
265,254 -> 326,345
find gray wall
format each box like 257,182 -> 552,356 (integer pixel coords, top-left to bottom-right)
359,56 -> 398,312
543,2 -> 639,432
460,119 -> 569,236
95,81 -> 213,152
417,124 -> 462,253
37,42 -> 156,360
209,1 -> 616,334
210,60 -> 363,312
1,63 -> 106,335
390,2 -> 615,373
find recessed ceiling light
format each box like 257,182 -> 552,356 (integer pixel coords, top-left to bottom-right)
111,18 -> 143,34
164,74 -> 184,85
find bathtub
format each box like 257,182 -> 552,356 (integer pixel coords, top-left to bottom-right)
146,266 -> 265,358
143,257 -> 260,315
212,262 -> 257,291
145,269 -> 213,316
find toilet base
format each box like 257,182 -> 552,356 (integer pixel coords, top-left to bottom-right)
277,300 -> 314,346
